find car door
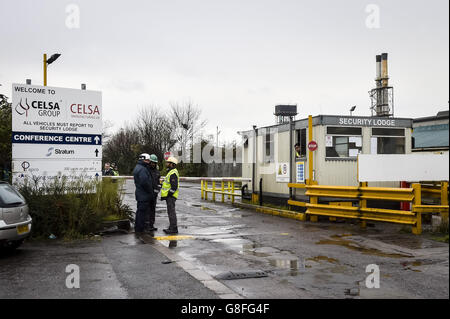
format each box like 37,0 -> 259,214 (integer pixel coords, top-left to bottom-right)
0,183 -> 28,225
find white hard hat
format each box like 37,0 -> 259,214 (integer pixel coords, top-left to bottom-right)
166,156 -> 178,165
139,153 -> 151,160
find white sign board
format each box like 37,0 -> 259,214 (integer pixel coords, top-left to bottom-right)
11,84 -> 102,186
13,144 -> 102,160
276,162 -> 290,183
296,161 -> 305,183
12,160 -> 101,175
12,84 -> 102,134
358,154 -> 449,182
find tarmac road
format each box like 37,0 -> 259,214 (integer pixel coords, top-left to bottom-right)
0,180 -> 448,299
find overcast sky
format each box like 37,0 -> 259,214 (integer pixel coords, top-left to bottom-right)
0,0 -> 448,142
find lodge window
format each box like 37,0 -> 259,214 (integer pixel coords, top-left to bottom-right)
371,128 -> 405,154
264,129 -> 274,163
326,126 -> 362,158
295,128 -> 307,158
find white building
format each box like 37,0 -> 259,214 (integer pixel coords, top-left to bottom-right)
240,114 -> 413,203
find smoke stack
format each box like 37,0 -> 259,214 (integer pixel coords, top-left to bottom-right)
376,55 -> 382,87
370,53 -> 394,117
381,53 -> 388,87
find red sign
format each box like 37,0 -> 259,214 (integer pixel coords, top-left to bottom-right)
164,152 -> 172,160
308,141 -> 318,151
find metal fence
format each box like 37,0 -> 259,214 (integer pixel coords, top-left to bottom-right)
288,182 -> 449,234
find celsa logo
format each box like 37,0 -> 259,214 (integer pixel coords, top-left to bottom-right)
15,98 -> 31,117
70,104 -> 100,115
15,99 -> 61,117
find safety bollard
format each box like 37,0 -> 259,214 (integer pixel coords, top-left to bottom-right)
221,181 -> 225,203
201,180 -> 204,200
359,182 -> 368,229
442,182 -> 449,221
309,196 -> 318,222
412,184 -> 422,235
231,181 -> 235,203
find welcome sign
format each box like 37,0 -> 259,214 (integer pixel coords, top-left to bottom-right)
11,83 -> 103,186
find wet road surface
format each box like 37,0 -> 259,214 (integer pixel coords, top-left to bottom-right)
136,181 -> 449,299
0,181 -> 448,299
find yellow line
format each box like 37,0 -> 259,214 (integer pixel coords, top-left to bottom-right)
153,235 -> 194,241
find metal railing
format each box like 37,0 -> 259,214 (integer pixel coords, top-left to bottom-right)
200,178 -> 251,203
288,182 -> 449,234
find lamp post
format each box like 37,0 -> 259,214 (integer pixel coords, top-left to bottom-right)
350,105 -> 356,116
43,53 -> 61,86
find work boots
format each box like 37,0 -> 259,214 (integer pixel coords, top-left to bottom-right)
163,227 -> 178,235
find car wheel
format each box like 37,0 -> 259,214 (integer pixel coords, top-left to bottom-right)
2,239 -> 24,251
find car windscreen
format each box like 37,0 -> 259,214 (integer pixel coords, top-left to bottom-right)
0,184 -> 26,206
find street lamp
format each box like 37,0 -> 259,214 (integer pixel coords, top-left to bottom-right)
43,53 -> 61,86
350,105 -> 356,116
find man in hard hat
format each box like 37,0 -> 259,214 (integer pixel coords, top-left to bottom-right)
146,154 -> 161,232
161,156 -> 180,234
132,153 -> 153,234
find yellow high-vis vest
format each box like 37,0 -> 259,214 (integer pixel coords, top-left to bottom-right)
161,169 -> 179,199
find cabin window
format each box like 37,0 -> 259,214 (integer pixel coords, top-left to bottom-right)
264,129 -> 274,163
295,128 -> 307,158
325,127 -> 362,158
371,128 -> 405,154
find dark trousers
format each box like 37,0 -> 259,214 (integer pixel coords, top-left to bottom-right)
135,201 -> 150,232
145,197 -> 157,228
166,197 -> 177,229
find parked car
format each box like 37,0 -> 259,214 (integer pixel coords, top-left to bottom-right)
0,181 -> 32,250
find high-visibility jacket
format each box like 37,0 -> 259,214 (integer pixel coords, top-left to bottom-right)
161,168 -> 179,199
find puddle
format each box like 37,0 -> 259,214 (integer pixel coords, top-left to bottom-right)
269,257 -> 299,270
118,237 -> 144,246
316,235 -> 411,259
307,256 -> 339,264
401,260 -> 425,272
186,226 -> 235,236
201,206 -> 217,212
211,238 -> 252,245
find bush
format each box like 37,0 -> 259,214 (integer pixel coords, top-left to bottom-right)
16,176 -> 133,240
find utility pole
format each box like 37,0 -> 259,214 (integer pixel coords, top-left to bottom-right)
216,126 -> 221,148
43,53 -> 61,86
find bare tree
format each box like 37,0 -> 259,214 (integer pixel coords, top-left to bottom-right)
135,107 -> 177,162
170,100 -> 207,161
102,120 -> 114,144
103,124 -> 141,174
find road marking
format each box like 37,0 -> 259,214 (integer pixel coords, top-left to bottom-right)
153,235 -> 194,241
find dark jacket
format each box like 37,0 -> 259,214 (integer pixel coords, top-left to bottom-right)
133,161 -> 153,202
148,166 -> 161,197
102,168 -> 115,176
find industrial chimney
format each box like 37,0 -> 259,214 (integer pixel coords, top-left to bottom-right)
370,53 -> 394,117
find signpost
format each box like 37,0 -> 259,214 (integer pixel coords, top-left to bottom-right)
308,141 -> 318,151
11,83 -> 102,186
164,152 -> 172,160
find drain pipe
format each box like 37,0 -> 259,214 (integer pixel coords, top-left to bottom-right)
259,177 -> 263,206
252,125 -> 257,201
289,116 -> 293,199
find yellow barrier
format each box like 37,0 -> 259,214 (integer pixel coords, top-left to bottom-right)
291,182 -> 449,235
201,179 -> 243,204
